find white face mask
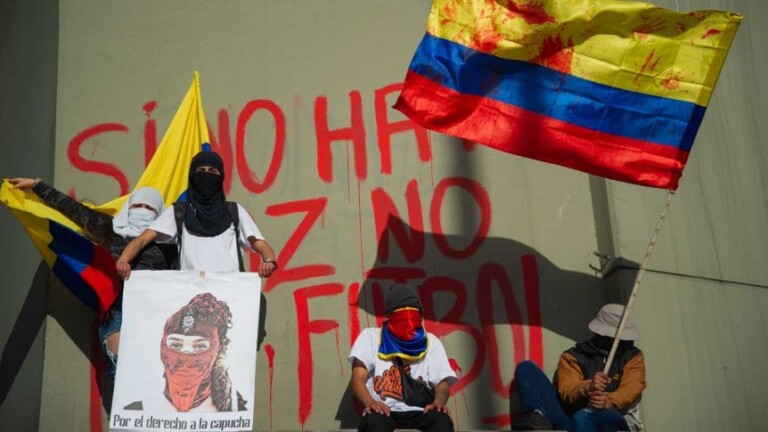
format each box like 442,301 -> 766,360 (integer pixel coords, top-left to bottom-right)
125,207 -> 157,234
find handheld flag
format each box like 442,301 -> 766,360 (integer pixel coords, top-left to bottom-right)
1,72 -> 210,315
395,0 -> 742,189
0,182 -> 119,316
99,71 -> 210,213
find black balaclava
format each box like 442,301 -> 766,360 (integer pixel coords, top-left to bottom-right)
185,151 -> 232,237
384,283 -> 423,316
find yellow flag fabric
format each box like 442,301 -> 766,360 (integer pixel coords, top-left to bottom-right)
395,1 -> 741,189
0,72 -> 209,314
0,179 -> 121,314
99,71 -> 210,213
428,0 -> 741,106
0,181 -> 82,265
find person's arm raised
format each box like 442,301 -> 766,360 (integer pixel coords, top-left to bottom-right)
116,229 -> 159,279
7,177 -> 40,189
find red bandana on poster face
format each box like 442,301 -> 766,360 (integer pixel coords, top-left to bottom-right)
160,328 -> 220,412
387,307 -> 423,341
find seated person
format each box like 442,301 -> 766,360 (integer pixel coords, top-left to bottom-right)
348,283 -> 457,432
512,304 -> 646,432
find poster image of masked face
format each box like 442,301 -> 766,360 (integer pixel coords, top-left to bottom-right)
110,271 -> 259,432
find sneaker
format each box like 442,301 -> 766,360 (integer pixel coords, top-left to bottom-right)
512,410 -> 553,430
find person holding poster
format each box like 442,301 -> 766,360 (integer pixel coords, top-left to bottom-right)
7,177 -> 175,378
124,292 -> 246,412
110,271 -> 259,432
116,150 -> 277,278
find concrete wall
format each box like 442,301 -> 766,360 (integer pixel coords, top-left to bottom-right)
1,1 -> 766,431
603,1 -> 768,430
0,0 -> 59,430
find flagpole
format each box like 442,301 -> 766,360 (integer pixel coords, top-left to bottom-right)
603,189 -> 676,374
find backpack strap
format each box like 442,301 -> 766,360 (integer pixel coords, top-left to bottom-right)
226,201 -> 245,272
171,202 -> 185,270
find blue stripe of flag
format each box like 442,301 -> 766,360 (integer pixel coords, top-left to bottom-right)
410,33 -> 706,150
48,220 -> 99,311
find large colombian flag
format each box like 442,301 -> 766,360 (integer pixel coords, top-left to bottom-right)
394,0 -> 741,189
0,72 -> 209,316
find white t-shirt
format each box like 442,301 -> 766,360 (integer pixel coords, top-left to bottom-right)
150,203 -> 265,272
348,328 -> 457,412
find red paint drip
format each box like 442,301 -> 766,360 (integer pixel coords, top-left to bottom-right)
143,104 -> 157,166
531,35 -> 574,74
506,0 -> 556,25
633,16 -> 667,40
453,397 -> 460,429
346,140 -> 352,202
448,358 -> 470,415
264,344 -> 275,432
442,1 -> 457,20
348,283 -> 361,345
636,49 -> 660,84
334,326 -> 344,376
482,413 -> 512,428
702,29 -> 721,39
429,137 -> 435,188
661,75 -> 681,91
357,177 -> 365,276
471,24 -> 505,53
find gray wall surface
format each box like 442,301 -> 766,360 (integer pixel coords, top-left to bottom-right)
0,1 -> 765,431
0,0 -> 59,431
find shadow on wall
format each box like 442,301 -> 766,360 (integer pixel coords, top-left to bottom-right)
335,215 -> 632,428
0,262 -> 48,407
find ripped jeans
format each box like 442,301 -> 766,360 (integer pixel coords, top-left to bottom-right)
97,309 -> 122,379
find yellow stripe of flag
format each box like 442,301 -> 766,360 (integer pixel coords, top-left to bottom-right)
428,0 -> 741,106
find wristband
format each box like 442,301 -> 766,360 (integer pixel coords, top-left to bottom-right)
264,259 -> 278,270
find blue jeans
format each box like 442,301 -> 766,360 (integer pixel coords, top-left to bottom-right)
515,360 -> 572,431
572,408 -> 628,432
97,309 -> 122,379
514,361 -> 630,432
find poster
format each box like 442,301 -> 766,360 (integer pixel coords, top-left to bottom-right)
110,271 -> 260,432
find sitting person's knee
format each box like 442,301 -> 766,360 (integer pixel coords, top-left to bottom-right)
571,408 -> 593,427
358,412 -> 392,432
424,410 -> 454,430
514,360 -> 542,377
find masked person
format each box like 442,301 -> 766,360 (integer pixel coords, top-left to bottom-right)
116,151 -> 277,278
7,178 -> 176,378
125,293 -> 246,412
512,304 -> 646,432
348,284 -> 457,432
